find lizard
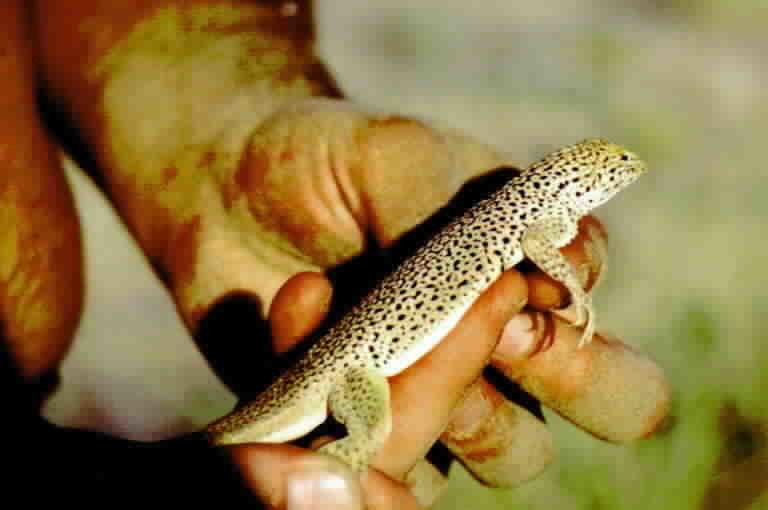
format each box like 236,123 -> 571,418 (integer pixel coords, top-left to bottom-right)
206,138 -> 648,472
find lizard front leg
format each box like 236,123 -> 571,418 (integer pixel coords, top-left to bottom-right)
522,217 -> 595,347
320,366 -> 392,472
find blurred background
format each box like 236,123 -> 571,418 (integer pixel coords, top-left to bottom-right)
45,1 -> 768,508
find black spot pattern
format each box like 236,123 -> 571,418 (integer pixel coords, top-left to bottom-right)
207,138 -> 648,443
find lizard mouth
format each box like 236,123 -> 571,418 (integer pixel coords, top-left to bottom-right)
631,159 -> 648,175
623,151 -> 649,176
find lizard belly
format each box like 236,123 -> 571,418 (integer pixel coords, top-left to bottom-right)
255,403 -> 328,443
378,298 -> 475,377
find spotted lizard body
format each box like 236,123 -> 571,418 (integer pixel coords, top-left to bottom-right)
207,138 -> 648,471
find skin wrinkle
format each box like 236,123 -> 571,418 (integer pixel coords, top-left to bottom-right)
356,116 -> 455,246
257,170 -> 326,262
441,374 -> 558,490
178,162 -> 310,320
309,133 -> 368,261
276,143 -> 333,252
445,381 -> 507,463
239,125 -> 364,267
465,446 -> 501,464
295,110 -> 374,246
326,135 -> 368,244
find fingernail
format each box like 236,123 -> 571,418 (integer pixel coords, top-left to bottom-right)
495,314 -> 537,361
286,459 -> 363,510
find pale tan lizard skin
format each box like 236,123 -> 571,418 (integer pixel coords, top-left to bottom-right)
207,138 -> 648,471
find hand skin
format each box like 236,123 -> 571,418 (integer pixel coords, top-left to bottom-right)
0,0 -> 671,508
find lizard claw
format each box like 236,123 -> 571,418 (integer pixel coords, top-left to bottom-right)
577,312 -> 595,348
574,294 -> 595,348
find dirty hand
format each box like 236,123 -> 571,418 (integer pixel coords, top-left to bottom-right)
26,1 -> 670,508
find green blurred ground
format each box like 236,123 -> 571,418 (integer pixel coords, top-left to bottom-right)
46,1 -> 768,508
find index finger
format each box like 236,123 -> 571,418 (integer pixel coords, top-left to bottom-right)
373,269 -> 529,479
493,312 -> 671,441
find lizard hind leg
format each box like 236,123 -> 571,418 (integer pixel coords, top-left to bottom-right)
319,366 -> 392,472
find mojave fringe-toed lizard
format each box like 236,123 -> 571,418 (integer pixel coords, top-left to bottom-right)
207,138 -> 648,472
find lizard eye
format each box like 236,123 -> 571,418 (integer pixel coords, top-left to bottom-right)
620,154 -> 629,161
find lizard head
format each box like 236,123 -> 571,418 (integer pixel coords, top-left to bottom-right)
526,138 -> 648,212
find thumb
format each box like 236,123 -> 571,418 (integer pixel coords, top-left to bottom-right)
269,271 -> 333,354
226,442 -> 423,509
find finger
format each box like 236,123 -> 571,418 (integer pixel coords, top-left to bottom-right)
492,312 -> 671,441
441,377 -> 554,488
403,459 -> 448,507
269,272 -> 333,353
196,271 -> 332,398
0,0 -> 83,380
381,214 -> 603,487
526,215 -> 607,312
228,443 -> 423,510
270,271 -> 446,505
372,269 -> 529,479
352,115 -> 510,247
310,436 -> 448,506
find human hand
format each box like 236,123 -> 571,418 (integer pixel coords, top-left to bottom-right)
249,220 -> 670,504
106,101 -> 668,505
217,209 -> 670,510
32,1 -> 670,507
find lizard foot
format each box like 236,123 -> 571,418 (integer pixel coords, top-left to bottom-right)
322,366 -> 392,472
